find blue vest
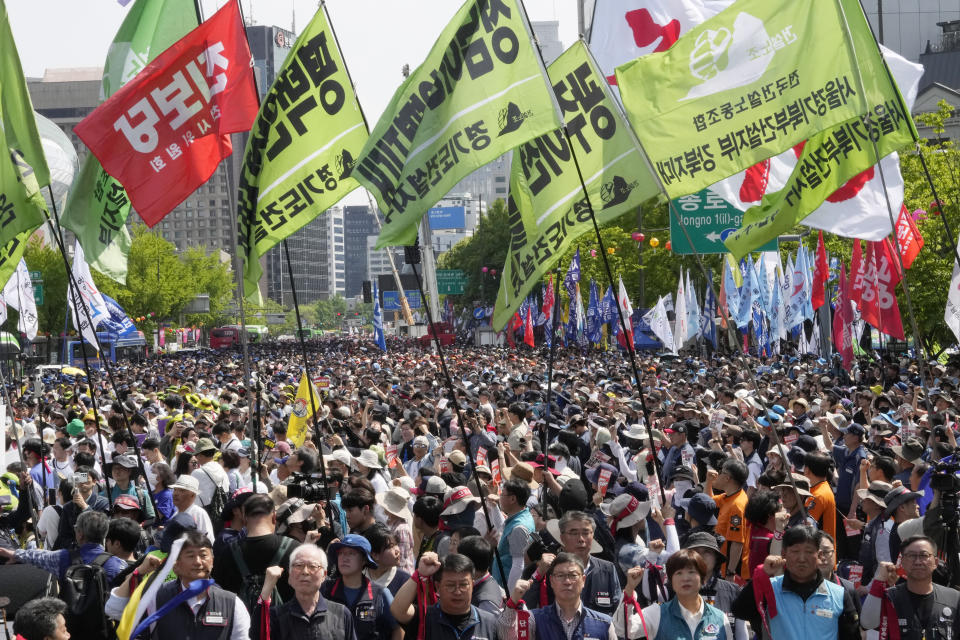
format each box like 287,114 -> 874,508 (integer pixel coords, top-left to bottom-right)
532,604 -> 612,640
766,574 -> 845,640
654,598 -> 728,640
493,508 -> 534,588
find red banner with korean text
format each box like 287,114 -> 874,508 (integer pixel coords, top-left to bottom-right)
74,1 -> 257,227
849,239 -> 865,307
853,239 -> 905,340
894,204 -> 924,270
833,264 -> 854,371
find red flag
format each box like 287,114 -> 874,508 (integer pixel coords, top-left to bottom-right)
811,231 -> 828,309
506,312 -> 521,348
74,2 -> 258,227
854,240 -> 905,340
833,264 -> 854,371
524,306 -> 535,347
895,204 -> 924,269
542,275 -> 555,324
849,239 -> 865,307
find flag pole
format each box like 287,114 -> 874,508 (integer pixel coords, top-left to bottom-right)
406,240 -> 506,582
832,0 -> 934,398
580,45 -> 810,518
542,265 -> 563,507
281,239 -> 335,531
44,185 -> 167,514
320,0 -> 415,327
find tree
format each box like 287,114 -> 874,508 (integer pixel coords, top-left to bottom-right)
315,294 -> 347,329
438,198 -> 512,305
181,246 -> 235,328
24,235 -> 68,335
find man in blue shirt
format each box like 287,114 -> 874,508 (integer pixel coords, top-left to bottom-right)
830,422 -> 867,558
660,422 -> 694,487
0,509 -> 126,582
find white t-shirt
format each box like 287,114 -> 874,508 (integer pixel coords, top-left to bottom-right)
191,461 -> 229,507
175,503 -> 215,542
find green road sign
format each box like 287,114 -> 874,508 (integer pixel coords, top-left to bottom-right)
669,189 -> 778,255
436,269 -> 467,295
33,284 -> 43,305
29,270 -> 42,282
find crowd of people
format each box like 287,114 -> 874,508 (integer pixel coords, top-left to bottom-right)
0,336 -> 958,640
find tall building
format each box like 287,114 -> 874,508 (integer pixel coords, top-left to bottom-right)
342,206 -> 379,298
863,1 -> 960,62
367,236 -> 405,282
266,206 -> 343,305
532,20 -> 564,65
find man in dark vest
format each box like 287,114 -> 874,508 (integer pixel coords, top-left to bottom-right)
390,551 -> 502,640
320,534 -> 399,640
861,536 -> 960,639
522,510 -> 622,616
143,530 -> 250,639
500,552 -> 616,640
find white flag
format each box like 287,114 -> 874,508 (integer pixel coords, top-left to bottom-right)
674,273 -> 687,352
3,259 -> 38,340
644,296 -> 674,353
69,241 -> 108,349
591,0 -> 924,241
946,233 -> 960,344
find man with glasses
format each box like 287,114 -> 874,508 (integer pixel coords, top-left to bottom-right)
260,543 -> 357,640
521,511 -> 622,616
815,533 -> 860,614
731,525 -> 861,640
861,536 -> 960,639
500,552 -> 616,640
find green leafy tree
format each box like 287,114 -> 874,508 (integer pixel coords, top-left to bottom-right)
314,294 -> 347,329
438,198 -> 512,305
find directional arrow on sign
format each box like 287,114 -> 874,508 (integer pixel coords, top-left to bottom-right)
705,231 -> 722,243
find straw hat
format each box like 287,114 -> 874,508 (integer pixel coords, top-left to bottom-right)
376,486 -> 413,523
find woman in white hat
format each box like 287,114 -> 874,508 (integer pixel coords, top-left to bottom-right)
354,448 -> 389,497
376,486 -> 415,573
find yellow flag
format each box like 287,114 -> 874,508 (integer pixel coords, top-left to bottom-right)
287,373 -> 322,448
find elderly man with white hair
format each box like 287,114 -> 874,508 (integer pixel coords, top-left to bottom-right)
259,542 -> 358,640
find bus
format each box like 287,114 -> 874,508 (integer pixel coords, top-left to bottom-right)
295,328 -> 322,340
64,331 -> 147,368
210,325 -> 269,349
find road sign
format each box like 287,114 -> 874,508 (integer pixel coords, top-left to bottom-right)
33,284 -> 43,305
669,189 -> 778,255
436,269 -> 467,295
29,270 -> 42,282
315,376 -> 331,390
383,290 -> 422,311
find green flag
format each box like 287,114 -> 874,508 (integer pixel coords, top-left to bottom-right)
492,41 -> 659,330
59,0 -> 198,284
237,4 -> 368,304
723,0 -> 918,259
615,0 -> 894,200
0,0 -> 49,274
357,0 -> 562,248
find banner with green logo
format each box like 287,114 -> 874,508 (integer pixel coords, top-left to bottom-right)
0,0 -> 50,280
237,4 -> 367,303
357,0 -> 562,248
492,41 -> 659,330
60,0 -> 198,283
615,0 -> 890,200
723,0 -> 919,259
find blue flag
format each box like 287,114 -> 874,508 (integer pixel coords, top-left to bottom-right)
700,270 -> 717,348
373,284 -> 386,352
600,285 -> 617,325
586,279 -> 602,344
731,260 -> 753,329
563,248 -> 580,299
99,294 -> 136,337
723,260 -> 743,327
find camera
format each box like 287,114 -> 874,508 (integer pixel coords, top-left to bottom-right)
930,460 -> 960,493
285,472 -> 331,502
525,531 -> 560,564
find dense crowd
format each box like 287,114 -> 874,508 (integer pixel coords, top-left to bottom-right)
0,336 -> 957,640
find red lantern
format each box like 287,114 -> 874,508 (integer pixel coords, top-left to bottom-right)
666,241 -> 672,251
482,266 -> 488,273
631,231 -> 643,242
491,269 -> 497,276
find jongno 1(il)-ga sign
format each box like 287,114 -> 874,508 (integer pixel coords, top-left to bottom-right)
669,189 -> 778,255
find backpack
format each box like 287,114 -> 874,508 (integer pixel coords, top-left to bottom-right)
60,550 -> 116,640
199,466 -> 228,533
230,536 -> 295,613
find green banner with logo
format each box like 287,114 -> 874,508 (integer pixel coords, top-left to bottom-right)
237,4 -> 368,303
0,0 -> 49,286
357,0 -> 562,248
492,41 -> 659,331
723,0 -> 918,259
60,0 -> 199,283
615,0 -> 890,200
